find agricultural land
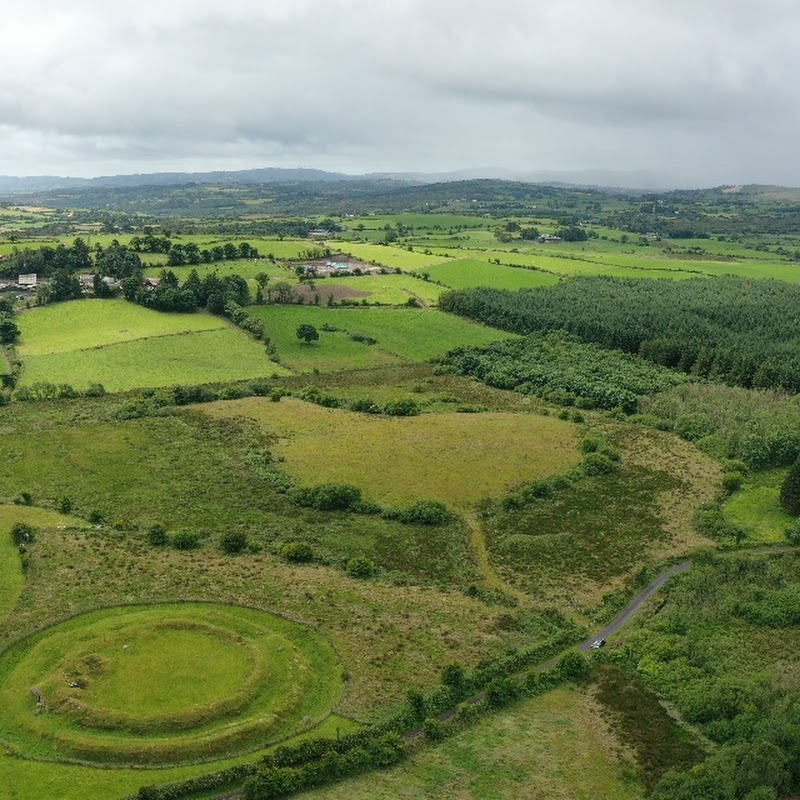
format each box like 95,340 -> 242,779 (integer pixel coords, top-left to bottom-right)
0,176 -> 799,800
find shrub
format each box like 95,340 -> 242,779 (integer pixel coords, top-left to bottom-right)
280,542 -> 314,563
10,523 -> 35,546
58,496 -> 73,515
786,522 -> 800,545
780,459 -> 800,516
87,510 -> 105,525
292,483 -> 363,511
582,452 -> 616,476
250,379 -> 272,396
13,492 -> 32,506
349,398 -> 381,414
173,530 -> 200,550
384,500 -> 452,525
722,472 -> 744,493
346,555 -> 375,579
147,524 -> 169,547
382,399 -> 420,417
220,530 -> 248,554
422,717 -> 444,741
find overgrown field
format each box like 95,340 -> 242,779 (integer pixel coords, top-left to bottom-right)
0,505 -> 85,620
202,397 -> 581,507
485,426 -> 720,609
301,687 -> 643,800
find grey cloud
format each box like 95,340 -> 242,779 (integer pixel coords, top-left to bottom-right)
2,0 -> 800,184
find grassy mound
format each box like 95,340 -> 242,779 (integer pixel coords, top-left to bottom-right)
0,603 -> 342,766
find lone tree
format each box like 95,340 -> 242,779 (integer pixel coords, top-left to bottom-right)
780,458 -> 800,516
296,324 -> 319,344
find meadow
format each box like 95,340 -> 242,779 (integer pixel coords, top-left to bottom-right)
19,327 -> 290,392
247,305 -> 516,371
723,468 -> 794,542
420,258 -> 560,290
16,299 -> 226,356
202,397 -> 581,507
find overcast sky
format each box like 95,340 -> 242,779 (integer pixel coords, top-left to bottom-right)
2,0 -> 799,187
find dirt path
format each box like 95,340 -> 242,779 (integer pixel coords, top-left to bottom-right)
463,511 -> 530,606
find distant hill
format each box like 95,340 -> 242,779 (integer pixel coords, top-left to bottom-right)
0,167 -> 353,195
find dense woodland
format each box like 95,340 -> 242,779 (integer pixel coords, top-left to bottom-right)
440,277 -> 800,393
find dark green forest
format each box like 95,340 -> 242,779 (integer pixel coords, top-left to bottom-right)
440,277 -> 800,392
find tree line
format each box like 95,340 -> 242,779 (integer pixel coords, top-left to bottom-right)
439,277 -> 800,394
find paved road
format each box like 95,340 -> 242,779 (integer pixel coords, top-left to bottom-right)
578,560 -> 692,652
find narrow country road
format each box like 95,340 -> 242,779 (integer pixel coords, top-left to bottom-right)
577,560 -> 692,652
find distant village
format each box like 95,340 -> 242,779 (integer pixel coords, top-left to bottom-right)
0,273 -> 121,300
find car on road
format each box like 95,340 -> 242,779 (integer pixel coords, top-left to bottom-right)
590,637 -> 606,649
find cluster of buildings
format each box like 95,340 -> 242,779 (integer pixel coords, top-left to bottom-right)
296,259 -> 383,278
0,273 -> 38,297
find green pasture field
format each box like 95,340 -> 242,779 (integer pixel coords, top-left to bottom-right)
248,305 -> 515,371
202,397 -> 580,507
344,214 -> 493,231
0,603 -> 342,765
0,505 -> 86,620
19,327 -> 290,392
334,242 -> 450,270
302,686 -> 642,800
16,299 -> 226,356
310,273 -> 443,306
142,259 -> 294,283
723,468 -> 794,543
422,258 -> 560,290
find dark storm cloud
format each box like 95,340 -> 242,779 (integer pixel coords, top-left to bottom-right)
2,0 -> 800,185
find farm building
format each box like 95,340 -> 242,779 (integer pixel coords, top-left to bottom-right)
18,273 -> 37,286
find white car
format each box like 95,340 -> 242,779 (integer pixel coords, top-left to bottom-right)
590,638 -> 606,650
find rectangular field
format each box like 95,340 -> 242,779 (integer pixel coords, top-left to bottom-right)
299,687 -> 642,800
19,327 -> 290,392
16,300 -> 226,357
335,242 -> 450,270
422,258 -> 561,289
248,305 -> 516,370
311,273 -> 443,305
